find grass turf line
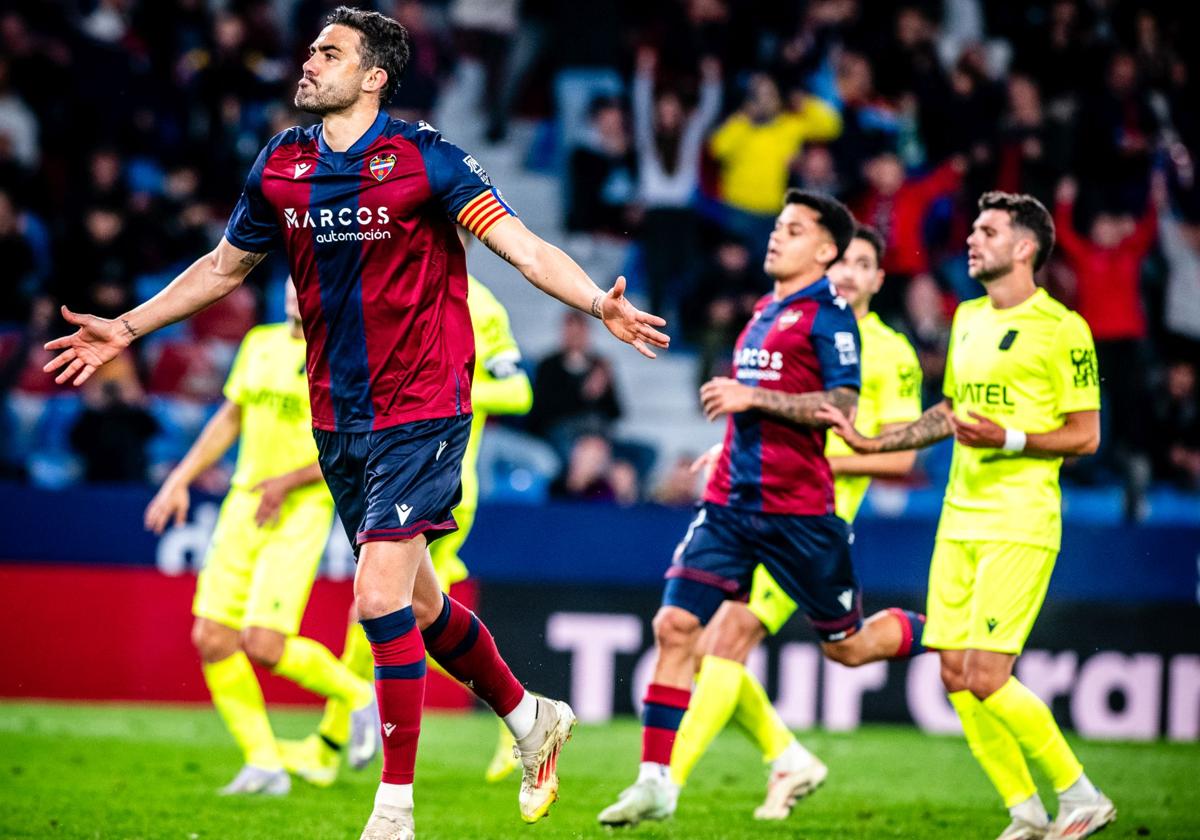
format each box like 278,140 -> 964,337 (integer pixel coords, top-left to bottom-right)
0,701 -> 1197,839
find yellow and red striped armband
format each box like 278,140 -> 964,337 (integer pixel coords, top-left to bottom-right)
457,189 -> 513,240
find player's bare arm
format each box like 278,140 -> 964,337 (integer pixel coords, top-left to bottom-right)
144,400 -> 243,534
699,376 -> 857,426
480,215 -> 669,359
252,462 -> 325,527
827,422 -> 919,477
45,237 -> 266,386
820,399 -> 955,454
953,409 -> 1099,457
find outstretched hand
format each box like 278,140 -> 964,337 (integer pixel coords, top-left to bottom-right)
815,401 -> 874,452
43,306 -> 133,386
598,276 -> 670,359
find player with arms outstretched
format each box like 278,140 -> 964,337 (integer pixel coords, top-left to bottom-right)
668,225 -> 925,820
145,280 -> 376,797
286,269 -> 533,787
820,192 -> 1114,840
598,193 -> 927,827
44,7 -> 667,839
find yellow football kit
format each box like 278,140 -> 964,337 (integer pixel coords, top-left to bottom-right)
428,275 -> 532,590
192,323 -> 335,635
925,288 -> 1100,653
748,311 -> 922,634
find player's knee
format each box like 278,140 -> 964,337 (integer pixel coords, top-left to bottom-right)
191,619 -> 238,663
409,587 -> 444,629
241,627 -> 285,668
708,608 -> 764,662
652,606 -> 700,653
939,658 -> 967,693
822,637 -> 869,667
354,589 -> 403,621
964,666 -> 1008,700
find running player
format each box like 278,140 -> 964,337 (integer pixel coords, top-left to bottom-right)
285,269 -> 533,787
598,193 -> 926,827
667,225 -> 925,820
819,192 -> 1114,840
45,8 -> 668,839
144,279 -> 376,796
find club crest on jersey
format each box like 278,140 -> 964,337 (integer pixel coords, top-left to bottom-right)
778,309 -> 802,331
370,154 -> 397,181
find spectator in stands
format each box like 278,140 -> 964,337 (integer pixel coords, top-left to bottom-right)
651,452 -> 703,507
69,361 -> 158,483
1155,174 -> 1200,353
631,47 -> 722,319
1152,359 -> 1200,490
550,433 -> 639,505
681,237 -> 764,386
1075,50 -> 1159,210
390,0 -> 454,121
994,74 -> 1066,208
829,50 -> 897,197
1054,176 -> 1157,517
529,310 -> 623,459
851,151 -> 965,321
55,204 -> 135,319
0,187 -> 38,325
709,72 -> 841,258
565,96 -> 638,236
0,56 -> 38,172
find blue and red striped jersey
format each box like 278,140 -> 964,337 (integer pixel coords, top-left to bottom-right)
703,277 -> 861,516
224,111 -> 517,432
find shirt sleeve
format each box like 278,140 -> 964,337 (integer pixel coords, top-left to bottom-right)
222,330 -> 256,405
418,128 -> 517,240
1048,311 -> 1101,414
224,145 -> 281,253
877,334 -> 924,425
810,298 -> 861,391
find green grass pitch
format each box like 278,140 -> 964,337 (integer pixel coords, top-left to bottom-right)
1,701 -> 1197,839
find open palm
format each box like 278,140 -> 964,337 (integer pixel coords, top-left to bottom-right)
43,306 -> 132,386
599,276 -> 670,359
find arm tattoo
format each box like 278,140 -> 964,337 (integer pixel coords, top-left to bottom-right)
120,318 -> 138,340
749,386 -> 857,427
872,404 -> 954,452
481,234 -> 512,264
590,293 -> 603,320
239,252 -> 267,269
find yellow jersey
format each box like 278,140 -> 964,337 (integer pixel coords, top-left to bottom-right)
938,289 -> 1100,550
461,276 -> 533,514
709,97 -> 842,215
826,311 -> 922,522
223,323 -> 331,506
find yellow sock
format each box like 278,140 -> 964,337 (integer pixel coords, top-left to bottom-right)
274,635 -> 373,707
669,656 -> 743,785
983,677 -> 1084,793
731,667 -> 795,763
203,652 -> 280,769
318,621 -> 374,746
949,689 -> 1037,807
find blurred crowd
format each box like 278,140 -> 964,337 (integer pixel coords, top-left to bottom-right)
0,0 -> 1197,516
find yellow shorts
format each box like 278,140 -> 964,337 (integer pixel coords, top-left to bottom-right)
428,504 -> 474,592
924,539 -> 1056,654
193,488 -> 335,635
746,564 -> 799,636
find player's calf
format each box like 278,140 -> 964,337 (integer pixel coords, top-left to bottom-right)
820,608 -> 928,667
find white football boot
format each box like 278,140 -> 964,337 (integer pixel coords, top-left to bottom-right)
515,697 -> 577,822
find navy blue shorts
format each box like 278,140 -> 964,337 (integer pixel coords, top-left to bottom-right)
314,415 -> 472,551
662,502 -> 862,641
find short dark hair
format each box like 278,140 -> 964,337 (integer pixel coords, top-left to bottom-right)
784,189 -> 855,265
977,191 -> 1055,271
851,224 -> 886,268
325,6 -> 410,103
